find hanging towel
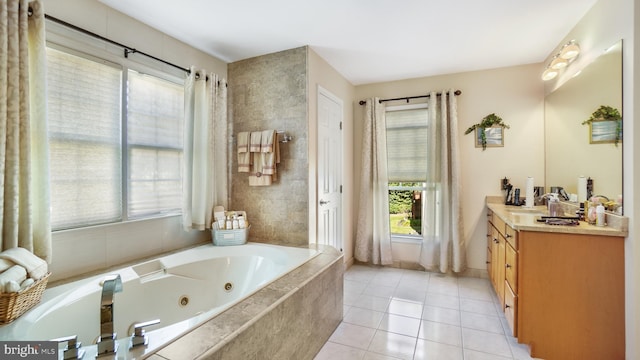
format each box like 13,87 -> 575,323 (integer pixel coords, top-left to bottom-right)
262,132 -> 280,176
249,152 -> 273,186
0,247 -> 48,280
237,132 -> 252,173
0,265 -> 27,292
261,129 -> 276,153
249,131 -> 262,153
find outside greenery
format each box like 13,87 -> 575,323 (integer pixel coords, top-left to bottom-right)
389,182 -> 422,235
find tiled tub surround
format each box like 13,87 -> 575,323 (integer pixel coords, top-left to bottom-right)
152,244 -> 343,359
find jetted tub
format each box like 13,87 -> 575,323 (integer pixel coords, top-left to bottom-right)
0,243 -> 323,359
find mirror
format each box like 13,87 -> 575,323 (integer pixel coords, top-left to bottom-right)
544,40 -> 622,211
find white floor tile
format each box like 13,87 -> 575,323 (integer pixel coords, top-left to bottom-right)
367,330 -> 417,360
314,341 -> 366,360
362,351 -> 401,360
344,307 -> 385,329
462,328 -> 513,358
353,294 -> 392,312
460,311 -> 504,334
387,298 -> 423,318
378,313 -> 421,337
418,320 -> 462,346
424,293 -> 460,310
463,349 -> 512,360
329,323 -> 377,350
334,265 -> 523,360
414,339 -> 464,360
363,284 -> 396,298
421,305 -> 461,326
392,285 -> 426,303
459,297 -> 498,316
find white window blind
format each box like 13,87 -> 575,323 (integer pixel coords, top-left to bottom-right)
47,47 -> 123,229
127,70 -> 183,218
385,106 -> 428,182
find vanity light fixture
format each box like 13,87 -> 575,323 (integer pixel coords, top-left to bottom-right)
550,56 -> 568,70
560,40 -> 581,59
541,67 -> 558,81
542,40 -> 580,81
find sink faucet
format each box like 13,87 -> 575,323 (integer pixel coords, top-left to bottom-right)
97,274 -> 123,356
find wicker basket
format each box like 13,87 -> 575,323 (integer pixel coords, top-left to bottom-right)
0,272 -> 50,324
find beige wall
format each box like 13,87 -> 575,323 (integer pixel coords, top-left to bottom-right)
307,48 -> 356,264
353,64 -> 545,271
41,0 -> 227,281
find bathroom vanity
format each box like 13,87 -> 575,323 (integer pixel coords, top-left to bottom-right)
486,198 -> 627,360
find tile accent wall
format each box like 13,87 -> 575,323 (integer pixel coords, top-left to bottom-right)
227,46 -> 309,246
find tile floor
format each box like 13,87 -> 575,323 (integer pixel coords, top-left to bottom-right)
314,264 -> 540,360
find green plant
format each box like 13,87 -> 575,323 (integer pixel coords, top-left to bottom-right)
582,105 -> 622,146
464,113 -> 510,150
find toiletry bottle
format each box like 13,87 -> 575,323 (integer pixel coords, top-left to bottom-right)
238,215 -> 246,229
547,194 -> 560,217
225,215 -> 232,230
596,204 -> 605,226
232,215 -> 239,230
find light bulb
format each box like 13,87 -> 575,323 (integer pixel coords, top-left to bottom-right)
542,68 -> 558,81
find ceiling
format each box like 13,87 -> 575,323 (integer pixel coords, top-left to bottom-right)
99,0 -> 597,85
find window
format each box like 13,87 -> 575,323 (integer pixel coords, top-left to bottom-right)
386,104 -> 429,238
47,46 -> 184,230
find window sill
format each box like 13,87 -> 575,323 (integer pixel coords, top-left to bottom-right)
391,235 -> 423,244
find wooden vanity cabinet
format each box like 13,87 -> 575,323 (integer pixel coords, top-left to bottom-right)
487,206 -> 625,360
487,213 -> 518,335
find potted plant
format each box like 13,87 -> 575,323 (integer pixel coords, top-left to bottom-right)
582,105 -> 622,146
464,113 -> 510,150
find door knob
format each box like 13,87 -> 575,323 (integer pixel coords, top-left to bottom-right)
319,200 -> 330,205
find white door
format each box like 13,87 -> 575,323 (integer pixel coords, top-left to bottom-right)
317,87 -> 343,252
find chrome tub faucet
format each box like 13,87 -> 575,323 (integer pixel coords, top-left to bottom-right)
97,274 -> 123,357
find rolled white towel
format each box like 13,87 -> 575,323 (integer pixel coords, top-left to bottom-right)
20,278 -> 35,290
4,280 -> 20,293
0,265 -> 27,291
0,247 -> 48,280
0,258 -> 14,273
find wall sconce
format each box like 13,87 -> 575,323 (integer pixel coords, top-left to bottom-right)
542,40 -> 580,81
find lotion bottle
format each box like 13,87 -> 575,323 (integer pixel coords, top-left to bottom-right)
596,204 -> 605,226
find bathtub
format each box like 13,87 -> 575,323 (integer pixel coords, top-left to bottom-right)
0,242 -> 343,359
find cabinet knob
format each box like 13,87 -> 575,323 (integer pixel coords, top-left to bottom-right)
505,304 -> 511,309
505,263 -> 511,269
493,238 -> 499,243
506,234 -> 512,238
486,261 -> 491,264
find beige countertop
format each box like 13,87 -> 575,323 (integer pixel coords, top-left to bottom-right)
486,198 -> 628,237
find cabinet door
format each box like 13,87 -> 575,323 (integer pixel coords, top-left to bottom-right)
504,280 -> 517,337
490,226 -> 500,290
505,243 -> 518,293
497,234 -> 506,309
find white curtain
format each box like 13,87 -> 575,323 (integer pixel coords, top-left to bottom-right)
0,0 -> 51,262
419,90 -> 466,273
355,98 -> 392,265
182,69 -> 228,231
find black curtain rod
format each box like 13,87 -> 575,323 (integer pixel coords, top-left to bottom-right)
358,90 -> 462,105
44,14 -> 191,75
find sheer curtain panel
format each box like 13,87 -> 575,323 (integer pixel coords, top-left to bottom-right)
182,69 -> 228,231
420,90 -> 465,273
355,98 -> 392,265
0,0 -> 51,261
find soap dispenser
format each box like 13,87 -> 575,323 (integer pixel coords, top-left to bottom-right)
548,194 -> 561,217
